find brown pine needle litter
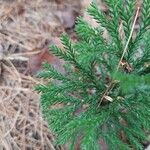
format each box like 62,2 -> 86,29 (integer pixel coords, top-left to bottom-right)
0,61 -> 58,150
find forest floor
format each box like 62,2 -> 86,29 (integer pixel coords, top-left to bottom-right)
0,0 -> 149,150
0,0 -> 107,149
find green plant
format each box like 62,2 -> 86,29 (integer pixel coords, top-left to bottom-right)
36,0 -> 150,149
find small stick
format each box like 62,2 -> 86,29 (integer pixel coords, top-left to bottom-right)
99,7 -> 140,106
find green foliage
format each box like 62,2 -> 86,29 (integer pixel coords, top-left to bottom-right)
36,0 -> 150,149
113,72 -> 150,93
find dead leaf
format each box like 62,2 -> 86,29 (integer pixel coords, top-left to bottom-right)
15,4 -> 25,16
103,95 -> 113,102
27,37 -> 64,75
54,0 -> 64,4
120,60 -> 133,73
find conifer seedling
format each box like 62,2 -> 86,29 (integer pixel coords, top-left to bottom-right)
36,0 -> 150,149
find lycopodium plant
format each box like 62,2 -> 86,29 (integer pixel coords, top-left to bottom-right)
36,0 -> 150,149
